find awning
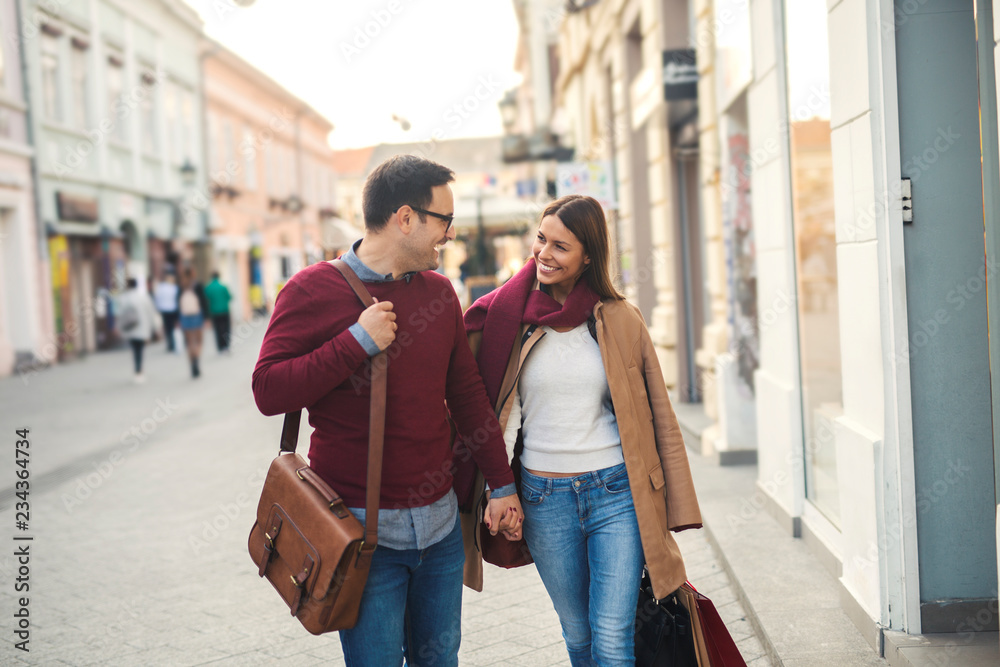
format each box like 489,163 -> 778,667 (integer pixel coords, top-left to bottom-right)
453,194 -> 540,232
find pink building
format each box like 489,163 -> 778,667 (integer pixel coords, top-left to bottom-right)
202,41 -> 349,321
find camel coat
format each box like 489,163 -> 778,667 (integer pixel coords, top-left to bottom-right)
460,297 -> 703,599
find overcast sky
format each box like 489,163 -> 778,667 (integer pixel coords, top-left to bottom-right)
181,0 -> 522,149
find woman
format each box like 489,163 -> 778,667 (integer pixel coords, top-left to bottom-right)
178,269 -> 207,378
464,195 -> 702,666
153,272 -> 180,354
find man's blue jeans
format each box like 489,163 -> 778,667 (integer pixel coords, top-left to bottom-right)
339,516 -> 464,667
521,463 -> 645,667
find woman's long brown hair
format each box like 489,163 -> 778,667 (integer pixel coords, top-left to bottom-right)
540,194 -> 624,301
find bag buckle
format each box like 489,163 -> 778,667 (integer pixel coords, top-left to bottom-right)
288,557 -> 313,616
289,568 -> 310,589
329,500 -> 350,519
354,540 -> 376,568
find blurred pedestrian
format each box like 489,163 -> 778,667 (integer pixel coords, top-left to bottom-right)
179,269 -> 208,378
464,195 -> 703,666
204,271 -> 233,354
117,277 -> 160,384
153,272 -> 180,353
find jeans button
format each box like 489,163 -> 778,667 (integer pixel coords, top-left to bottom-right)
574,481 -> 580,487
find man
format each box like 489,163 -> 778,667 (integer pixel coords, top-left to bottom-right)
252,155 -> 522,667
203,272 -> 233,354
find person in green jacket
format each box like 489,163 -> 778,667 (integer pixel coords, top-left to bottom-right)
204,272 -> 233,354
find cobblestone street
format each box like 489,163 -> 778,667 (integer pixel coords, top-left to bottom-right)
0,329 -> 769,666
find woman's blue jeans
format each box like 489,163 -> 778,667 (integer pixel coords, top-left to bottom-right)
338,516 -> 464,667
521,463 -> 645,667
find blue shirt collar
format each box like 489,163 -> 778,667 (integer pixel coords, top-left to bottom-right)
342,239 -> 415,283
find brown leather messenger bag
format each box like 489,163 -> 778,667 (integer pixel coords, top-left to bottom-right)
247,259 -> 385,635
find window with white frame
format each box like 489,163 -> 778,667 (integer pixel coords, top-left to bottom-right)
0,20 -> 7,91
106,53 -> 126,143
302,155 -> 313,205
70,37 -> 89,130
223,118 -> 239,186
181,89 -> 196,164
264,141 -> 275,196
314,161 -> 325,208
164,80 -> 181,165
283,144 -> 293,197
207,111 -> 221,175
276,144 -> 288,197
243,125 -> 257,191
139,68 -> 158,154
321,162 -> 330,208
41,31 -> 62,122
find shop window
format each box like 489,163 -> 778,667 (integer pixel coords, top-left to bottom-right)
784,0 -> 841,526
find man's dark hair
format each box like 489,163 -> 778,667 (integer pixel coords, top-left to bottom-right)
362,155 -> 454,232
211,271 -> 220,280
126,278 -> 138,289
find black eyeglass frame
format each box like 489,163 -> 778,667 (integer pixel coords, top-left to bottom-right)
401,205 -> 455,233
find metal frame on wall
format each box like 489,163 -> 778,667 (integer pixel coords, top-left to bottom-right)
974,0 -> 1000,588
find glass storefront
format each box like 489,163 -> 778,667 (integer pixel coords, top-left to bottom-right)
784,0 -> 841,526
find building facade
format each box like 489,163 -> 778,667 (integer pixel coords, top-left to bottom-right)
24,0 -> 206,357
555,0 -> 714,420
502,0 -> 567,223
203,41 -> 346,321
709,0 -> 1000,652
0,0 -> 51,378
549,0 -> 1000,657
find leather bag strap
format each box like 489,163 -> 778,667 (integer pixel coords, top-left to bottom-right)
331,259 -> 386,554
275,259 -> 387,556
279,412 -> 300,454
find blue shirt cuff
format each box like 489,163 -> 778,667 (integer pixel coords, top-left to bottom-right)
489,483 -> 516,499
349,322 -> 382,356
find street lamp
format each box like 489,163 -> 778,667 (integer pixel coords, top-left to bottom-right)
498,91 -> 518,132
283,194 -> 303,214
146,158 -> 199,269
391,114 -> 411,131
179,158 -> 197,187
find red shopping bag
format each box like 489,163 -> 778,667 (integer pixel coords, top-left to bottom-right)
676,581 -> 748,667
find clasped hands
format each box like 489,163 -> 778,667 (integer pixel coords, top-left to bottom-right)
484,493 -> 524,541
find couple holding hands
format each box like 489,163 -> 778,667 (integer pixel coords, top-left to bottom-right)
253,155 -> 701,667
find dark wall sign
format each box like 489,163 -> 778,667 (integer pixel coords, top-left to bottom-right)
56,191 -> 99,223
663,49 -> 698,101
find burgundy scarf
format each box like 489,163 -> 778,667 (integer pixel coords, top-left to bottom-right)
464,258 -> 600,406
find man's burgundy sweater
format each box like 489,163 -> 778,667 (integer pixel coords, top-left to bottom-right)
252,262 -> 514,509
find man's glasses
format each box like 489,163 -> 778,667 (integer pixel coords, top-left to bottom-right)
407,205 -> 455,233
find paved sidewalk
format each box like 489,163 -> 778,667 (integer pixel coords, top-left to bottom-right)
0,328 -> 769,665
